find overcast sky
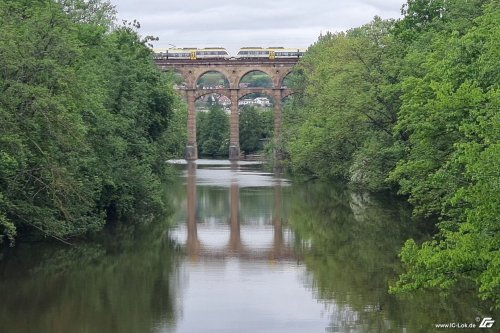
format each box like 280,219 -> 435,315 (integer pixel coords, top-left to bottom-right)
112,0 -> 405,54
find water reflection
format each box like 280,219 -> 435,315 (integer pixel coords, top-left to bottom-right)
180,162 -> 295,262
0,162 -> 494,333
170,162 -> 329,333
0,220 -> 181,333
288,182 -> 492,332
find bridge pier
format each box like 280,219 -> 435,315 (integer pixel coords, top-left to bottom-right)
186,90 -> 198,160
273,89 -> 284,161
229,89 -> 240,160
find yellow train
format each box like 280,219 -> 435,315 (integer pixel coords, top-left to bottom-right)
154,47 -> 230,60
236,47 -> 306,59
154,47 -> 306,60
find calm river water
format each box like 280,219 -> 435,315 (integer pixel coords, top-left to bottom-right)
0,160 -> 495,332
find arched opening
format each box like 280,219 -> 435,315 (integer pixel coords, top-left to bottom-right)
196,92 -> 231,159
239,70 -> 272,88
196,71 -> 229,89
281,72 -> 294,89
238,93 -> 275,157
164,69 -> 187,89
282,92 -> 296,105
196,93 -> 231,113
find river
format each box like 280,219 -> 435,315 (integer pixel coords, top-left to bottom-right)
0,160 -> 493,332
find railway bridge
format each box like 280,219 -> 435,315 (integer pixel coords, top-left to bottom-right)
155,58 -> 299,160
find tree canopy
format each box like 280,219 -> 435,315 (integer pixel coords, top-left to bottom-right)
196,105 -> 230,158
0,0 -> 186,245
283,0 -> 499,308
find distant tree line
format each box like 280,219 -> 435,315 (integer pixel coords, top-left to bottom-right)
197,106 -> 230,158
283,0 -> 499,308
196,105 -> 273,158
0,0 -> 186,245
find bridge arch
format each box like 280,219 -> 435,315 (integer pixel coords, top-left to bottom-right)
282,90 -> 296,100
239,70 -> 273,88
196,70 -> 230,89
161,69 -> 188,89
280,71 -> 294,89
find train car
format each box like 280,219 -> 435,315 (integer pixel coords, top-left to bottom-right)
154,47 -> 230,60
236,47 -> 270,59
236,47 -> 306,59
153,48 -> 196,60
155,47 -> 306,60
153,48 -> 168,59
195,47 -> 230,59
268,47 -> 306,59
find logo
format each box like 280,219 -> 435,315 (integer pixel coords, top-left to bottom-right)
479,317 -> 495,328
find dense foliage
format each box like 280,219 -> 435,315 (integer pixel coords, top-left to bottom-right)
239,105 -> 273,154
0,0 -> 186,246
284,0 -> 499,307
196,105 -> 230,158
0,217 -> 180,332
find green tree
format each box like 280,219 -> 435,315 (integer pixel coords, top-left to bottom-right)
390,1 -> 500,308
57,0 -> 116,26
239,105 -> 273,154
0,0 -> 186,245
281,0 -> 499,307
283,17 -> 403,189
197,106 -> 230,158
0,0 -> 105,243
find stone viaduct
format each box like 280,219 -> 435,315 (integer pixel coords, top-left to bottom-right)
154,58 -> 299,160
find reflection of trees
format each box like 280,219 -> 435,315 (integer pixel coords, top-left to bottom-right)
289,182 -> 488,332
238,187 -> 274,223
0,219 -> 181,333
196,185 -> 230,220
195,185 -> 276,224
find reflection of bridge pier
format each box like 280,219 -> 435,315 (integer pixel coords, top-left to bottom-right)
271,179 -> 284,259
183,163 -> 296,261
228,162 -> 241,252
186,162 -> 200,259
155,59 -> 298,161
